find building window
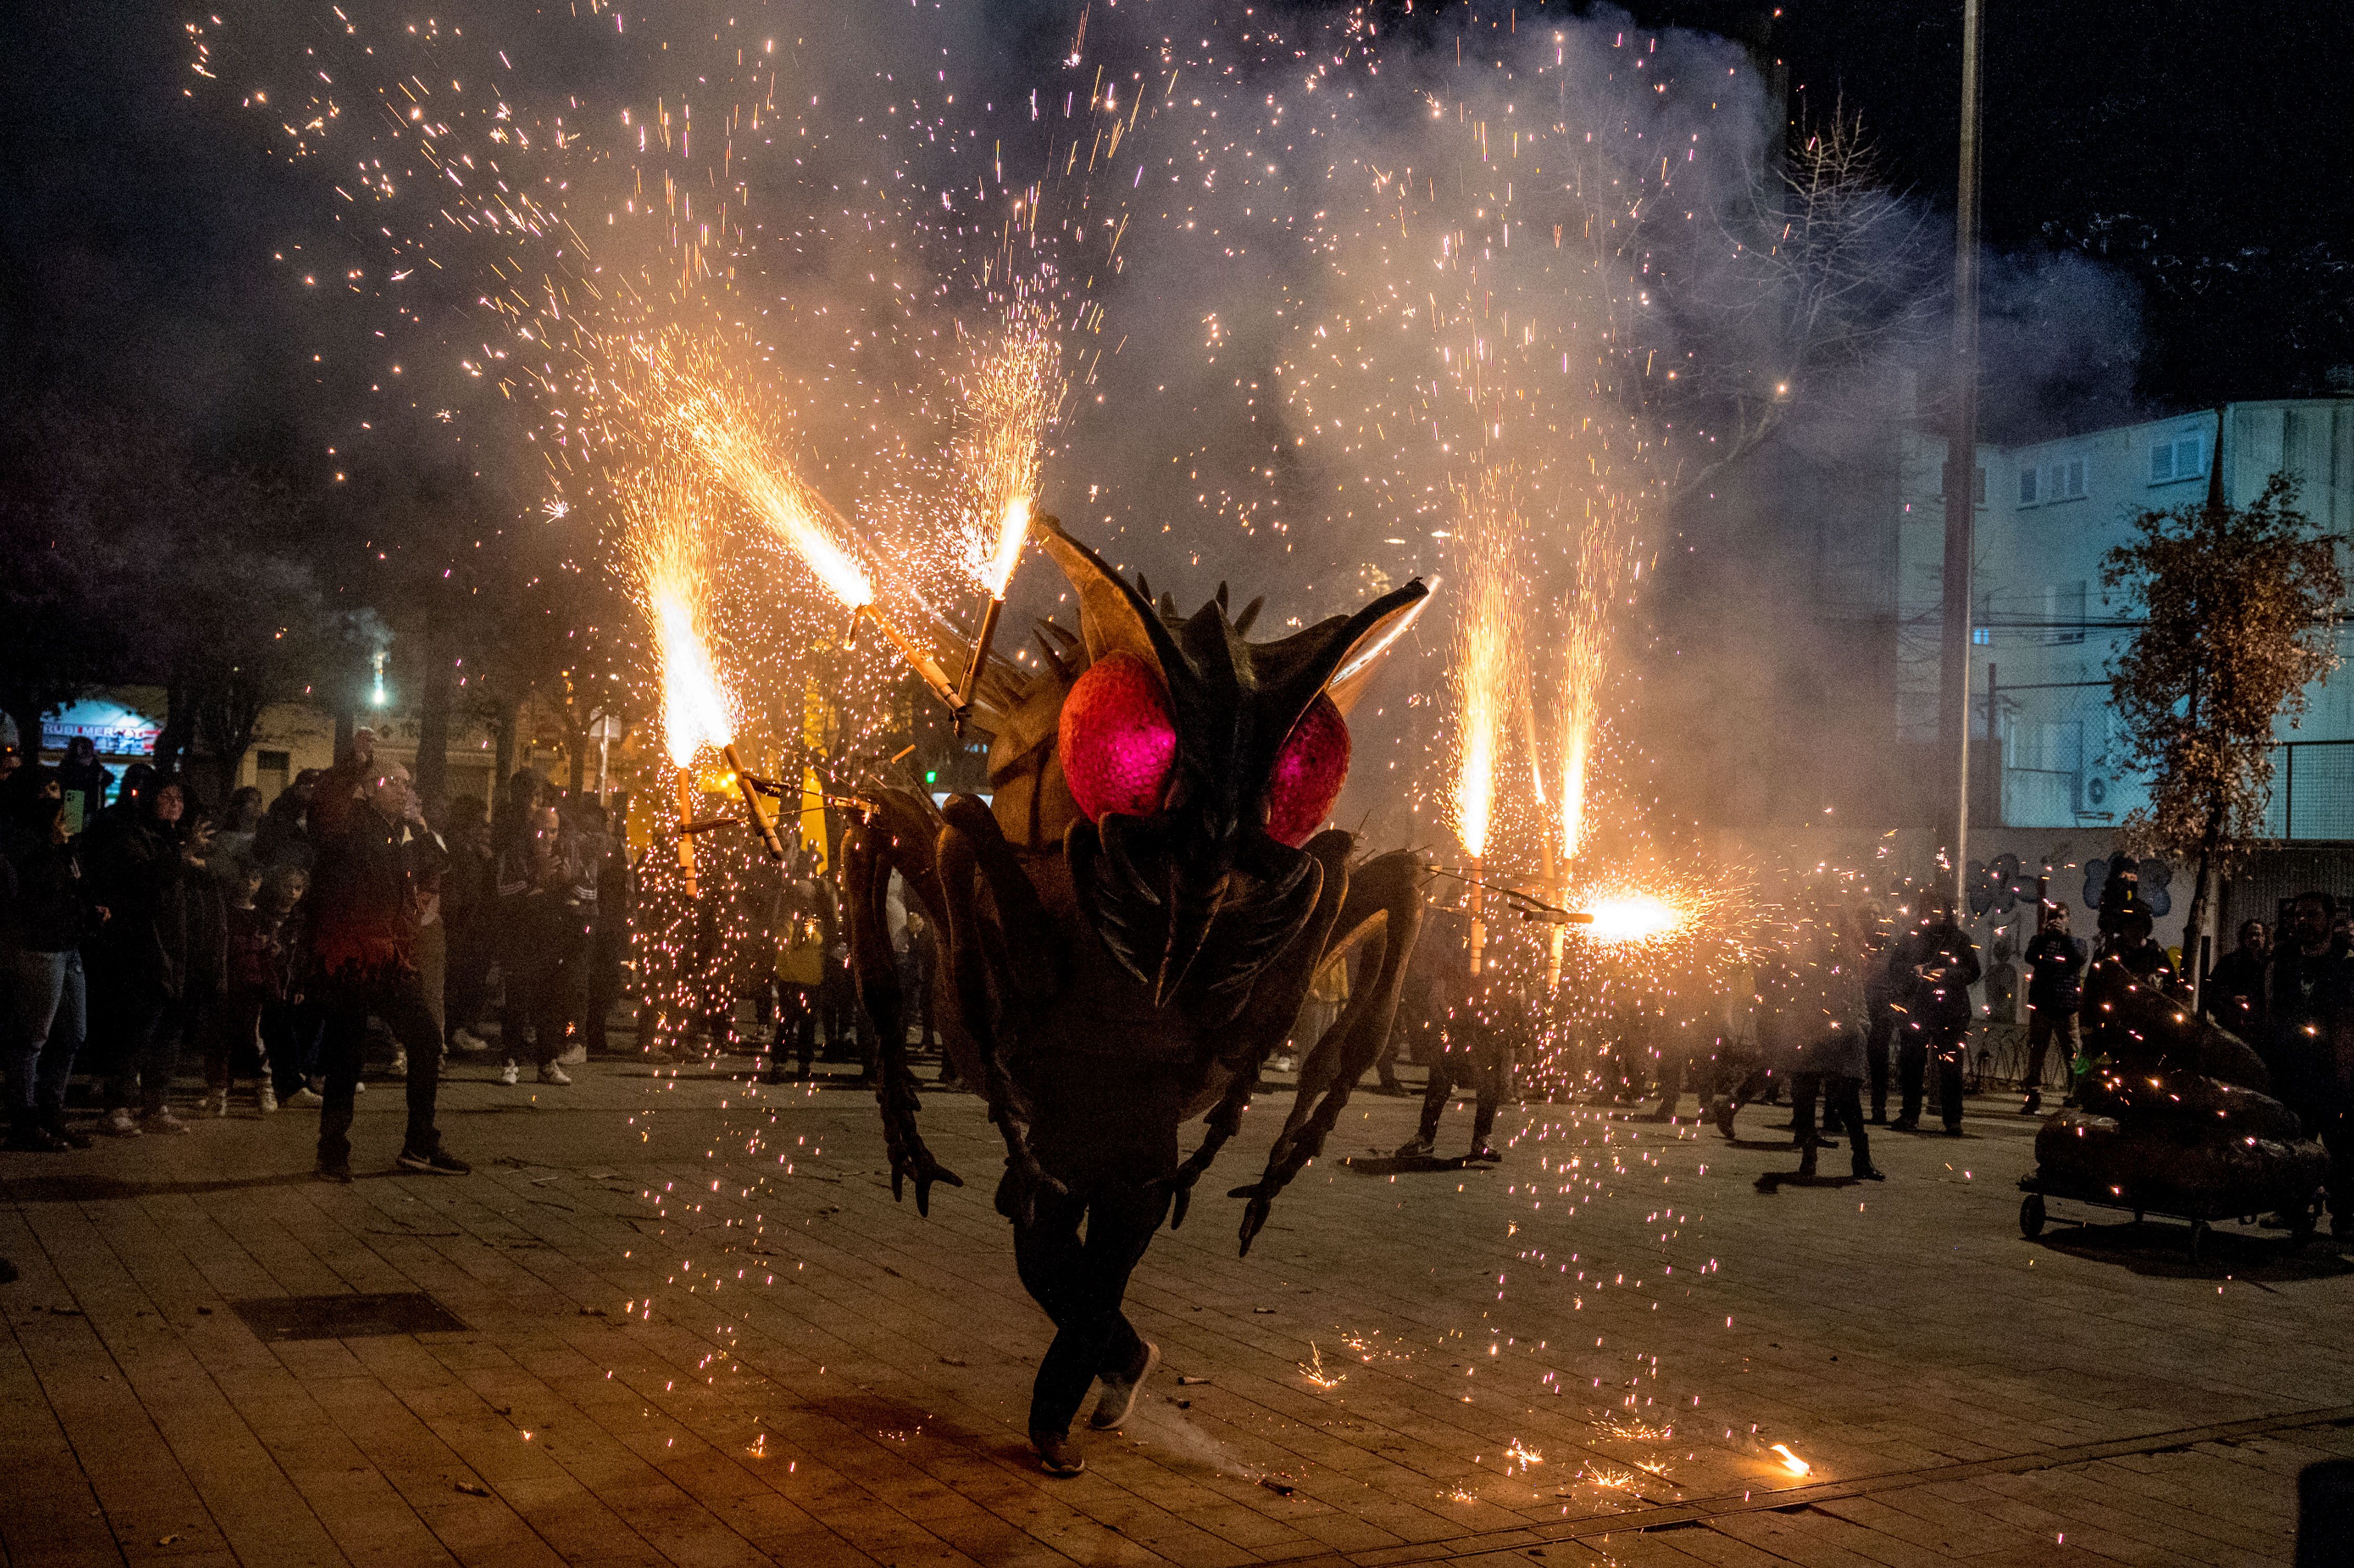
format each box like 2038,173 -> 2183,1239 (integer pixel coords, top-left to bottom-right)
2020,456 -> 2086,506
2045,582 -> 2087,645
1972,625 -> 1993,645
2150,432 -> 2206,484
1974,466 -> 1986,505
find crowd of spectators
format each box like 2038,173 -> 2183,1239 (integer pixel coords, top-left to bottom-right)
0,729 -> 633,1179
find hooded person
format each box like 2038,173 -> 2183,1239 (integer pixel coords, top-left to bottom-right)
80,773 -> 210,1133
56,736 -> 113,837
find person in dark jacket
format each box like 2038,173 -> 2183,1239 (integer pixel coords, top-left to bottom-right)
2205,919 -> 2270,1038
1889,895 -> 1981,1134
494,802 -> 593,1084
81,775 -> 210,1135
3,779 -> 94,1149
252,769 -> 322,872
437,799 -> 496,1053
1857,904 -> 1900,1125
2019,902 -> 2087,1114
306,731 -> 467,1180
56,737 -> 112,838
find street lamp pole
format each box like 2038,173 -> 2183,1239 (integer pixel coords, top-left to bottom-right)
1938,0 -> 1985,901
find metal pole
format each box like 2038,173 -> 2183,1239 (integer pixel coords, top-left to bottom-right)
1937,0 -> 1985,901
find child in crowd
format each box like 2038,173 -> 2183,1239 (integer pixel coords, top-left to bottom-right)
203,858 -> 281,1114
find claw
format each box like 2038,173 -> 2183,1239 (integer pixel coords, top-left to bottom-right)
1169,1185 -> 1192,1230
1237,1192 -> 1273,1256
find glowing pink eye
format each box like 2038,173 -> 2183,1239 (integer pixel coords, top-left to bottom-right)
1059,651 -> 1178,821
1264,694 -> 1350,846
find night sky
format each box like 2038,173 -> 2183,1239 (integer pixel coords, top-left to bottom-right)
4,1 -> 2350,467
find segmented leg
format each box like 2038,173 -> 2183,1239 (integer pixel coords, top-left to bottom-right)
1158,830 -> 1351,1235
1232,848 -> 1427,1253
838,791 -> 964,1215
935,794 -> 1067,1225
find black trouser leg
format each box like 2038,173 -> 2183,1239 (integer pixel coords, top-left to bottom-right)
1898,1032 -> 1928,1125
1469,1038 -> 1512,1148
315,992 -> 370,1167
1933,1025 -> 1968,1130
104,995 -> 172,1113
1866,1018 -> 1893,1122
1010,1180 -> 1170,1440
1418,1052 -> 1459,1141
1825,1077 -> 1871,1172
381,980 -> 446,1153
1790,1072 -> 1823,1144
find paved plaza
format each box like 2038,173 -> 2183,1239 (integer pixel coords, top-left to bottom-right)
2,1053 -> 2348,1567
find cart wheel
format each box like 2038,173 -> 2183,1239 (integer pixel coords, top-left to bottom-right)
2188,1220 -> 2210,1264
2019,1193 -> 2046,1239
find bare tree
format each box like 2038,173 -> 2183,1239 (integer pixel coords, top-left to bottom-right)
2105,464 -> 2345,953
1663,108 -> 1941,505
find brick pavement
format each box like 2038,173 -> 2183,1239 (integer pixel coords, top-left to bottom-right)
2,1054 -> 2348,1567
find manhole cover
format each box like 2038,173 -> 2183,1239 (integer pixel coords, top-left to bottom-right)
231,1292 -> 470,1341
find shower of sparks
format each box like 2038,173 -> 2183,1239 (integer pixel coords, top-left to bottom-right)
958,282 -> 1065,597
626,466 -> 735,768
1298,1343 -> 1345,1390
1448,469 -> 1521,862
629,333 -> 878,612
1579,892 -> 1690,946
1771,1443 -> 1813,1478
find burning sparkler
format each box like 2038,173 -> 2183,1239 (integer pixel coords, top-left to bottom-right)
952,288 -> 1065,715
627,333 -> 966,713
627,467 -> 736,898
1449,471 -> 1523,976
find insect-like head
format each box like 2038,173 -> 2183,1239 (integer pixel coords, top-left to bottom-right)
1034,519 -> 1428,1009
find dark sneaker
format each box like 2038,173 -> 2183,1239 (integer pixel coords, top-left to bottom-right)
1467,1144 -> 1503,1164
397,1144 -> 472,1175
1033,1429 -> 1086,1477
2020,1092 -> 2042,1115
1393,1135 -> 1435,1159
313,1159 -> 355,1184
1888,1118 -> 1918,1133
1855,1166 -> 1887,1181
3,1122 -> 72,1153
1090,1341 -> 1161,1431
41,1117 -> 93,1150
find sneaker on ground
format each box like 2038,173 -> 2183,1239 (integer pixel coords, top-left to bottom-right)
3,1122 -> 73,1153
313,1159 -> 354,1184
396,1143 -> 472,1175
1392,1135 -> 1435,1159
1089,1341 -> 1160,1430
286,1086 -> 324,1108
537,1063 -> 572,1086
1032,1429 -> 1086,1477
499,1063 -> 521,1086
257,1085 -> 278,1114
202,1089 -> 230,1118
388,1051 -> 408,1079
142,1108 -> 192,1135
556,1042 -> 587,1066
451,1027 -> 490,1054
1467,1143 -> 1503,1164
41,1116 -> 93,1149
100,1107 -> 142,1137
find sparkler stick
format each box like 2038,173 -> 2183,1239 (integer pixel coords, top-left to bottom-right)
953,505 -> 1044,720
1469,855 -> 1486,976
673,766 -> 701,900
856,604 -> 964,713
722,743 -> 786,863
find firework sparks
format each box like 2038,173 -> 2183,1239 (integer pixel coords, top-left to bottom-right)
1770,1443 -> 1812,1478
